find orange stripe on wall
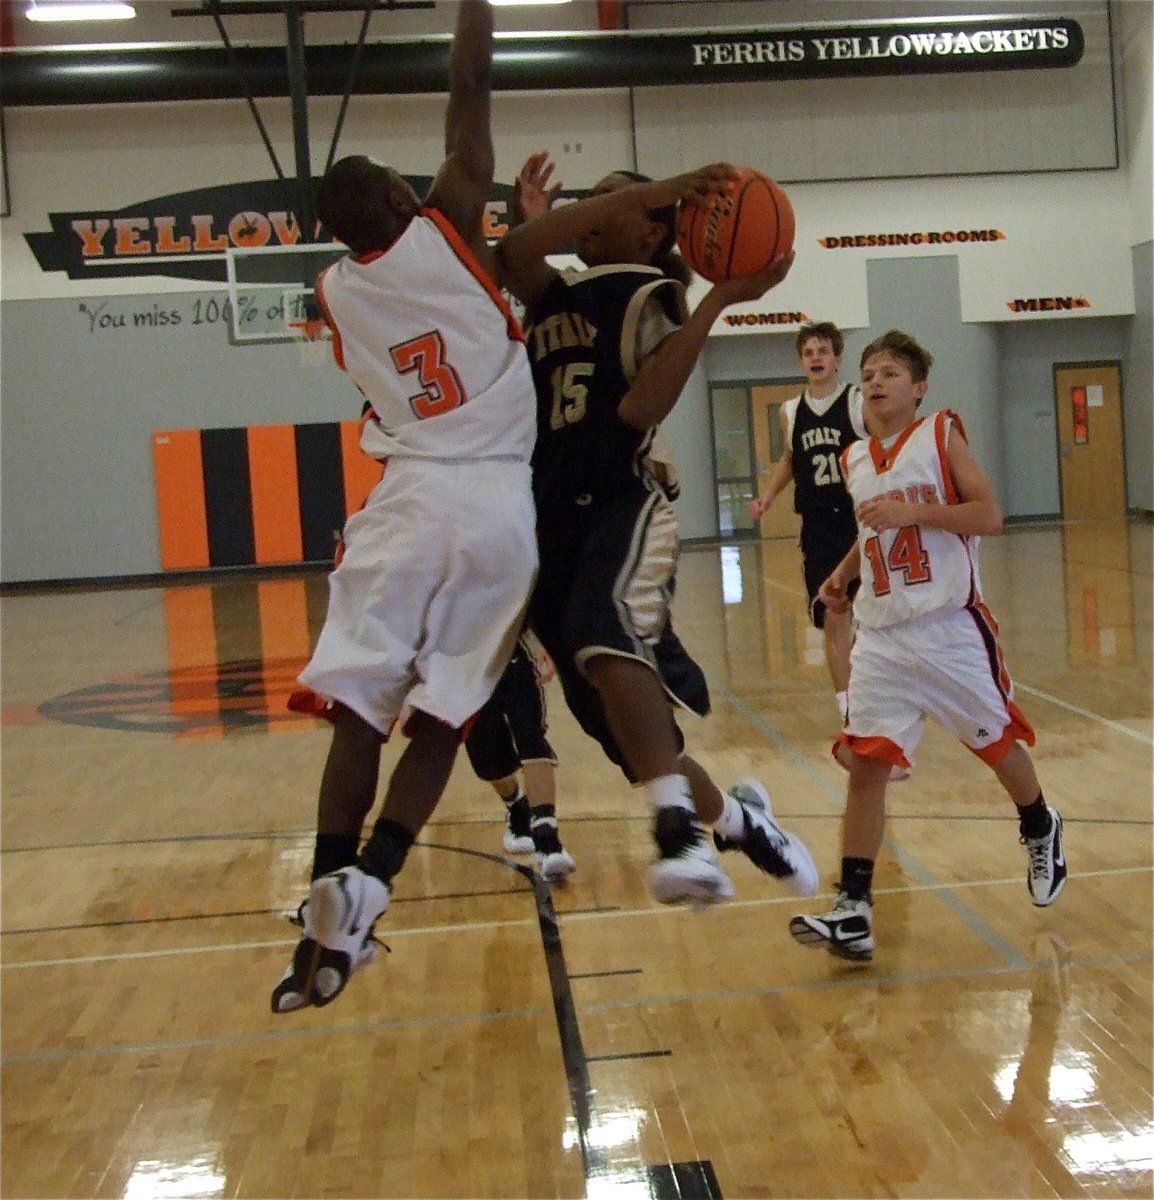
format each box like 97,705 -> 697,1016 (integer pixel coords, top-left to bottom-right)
340,419 -> 384,517
153,430 -> 210,570
247,424 -> 304,564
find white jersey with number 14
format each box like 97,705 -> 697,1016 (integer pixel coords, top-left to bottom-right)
842,408 -> 979,630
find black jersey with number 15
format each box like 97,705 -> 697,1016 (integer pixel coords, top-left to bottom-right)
523,265 -> 685,517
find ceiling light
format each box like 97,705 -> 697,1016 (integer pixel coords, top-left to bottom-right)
26,2 -> 136,21
488,1 -> 572,7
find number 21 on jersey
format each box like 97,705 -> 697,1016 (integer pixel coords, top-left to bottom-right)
813,451 -> 842,486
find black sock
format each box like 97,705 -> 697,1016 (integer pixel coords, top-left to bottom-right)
358,818 -> 415,885
1017,794 -> 1051,839
530,804 -> 562,853
840,856 -> 874,903
311,834 -> 361,881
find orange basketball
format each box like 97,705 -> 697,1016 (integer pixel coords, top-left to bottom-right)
676,168 -> 795,283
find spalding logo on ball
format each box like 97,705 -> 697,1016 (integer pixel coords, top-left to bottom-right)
676,167 -> 795,283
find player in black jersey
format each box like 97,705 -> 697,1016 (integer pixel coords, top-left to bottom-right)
463,631 -> 574,883
496,157 -> 818,908
749,322 -> 868,726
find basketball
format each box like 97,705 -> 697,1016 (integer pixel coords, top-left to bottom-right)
676,168 -> 795,283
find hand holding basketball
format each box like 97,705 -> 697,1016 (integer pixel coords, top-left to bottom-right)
711,251 -> 795,305
651,163 -> 741,207
676,167 -> 796,283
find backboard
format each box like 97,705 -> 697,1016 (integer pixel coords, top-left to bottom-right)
225,242 -> 347,343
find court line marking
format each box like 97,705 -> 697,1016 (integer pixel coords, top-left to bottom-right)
4,864 -> 1148,971
3,807 -> 1151,857
1014,682 -> 1153,745
705,673 -> 1151,971
4,948 -> 1150,1066
704,539 -> 1152,747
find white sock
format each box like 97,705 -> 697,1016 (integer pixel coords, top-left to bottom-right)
645,773 -> 695,814
713,791 -> 747,840
836,690 -> 849,724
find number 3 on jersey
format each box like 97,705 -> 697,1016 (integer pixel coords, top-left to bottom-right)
391,330 -> 465,419
863,525 -> 932,596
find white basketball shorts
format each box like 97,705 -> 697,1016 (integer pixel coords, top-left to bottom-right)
839,605 -> 1035,769
299,457 -> 537,735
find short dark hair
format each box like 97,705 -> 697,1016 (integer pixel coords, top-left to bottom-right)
612,170 -> 691,287
795,321 -> 843,357
316,155 -> 395,254
860,329 -> 934,382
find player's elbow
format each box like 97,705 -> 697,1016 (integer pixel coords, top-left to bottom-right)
982,503 -> 1004,536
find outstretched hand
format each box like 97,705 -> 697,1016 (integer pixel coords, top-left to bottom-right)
514,151 -> 564,224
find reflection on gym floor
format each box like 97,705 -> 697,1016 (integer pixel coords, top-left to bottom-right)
2,519 -> 1151,1199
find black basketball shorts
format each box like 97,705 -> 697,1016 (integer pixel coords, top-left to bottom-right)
800,513 -> 860,629
463,637 -> 555,782
531,482 -> 710,782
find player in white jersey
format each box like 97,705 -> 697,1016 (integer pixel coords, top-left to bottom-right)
789,330 -> 1066,964
272,0 -> 538,1014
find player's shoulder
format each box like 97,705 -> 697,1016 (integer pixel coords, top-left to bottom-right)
844,384 -> 868,435
564,263 -> 662,287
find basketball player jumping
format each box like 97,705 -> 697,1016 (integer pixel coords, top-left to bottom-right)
271,0 -> 538,1013
496,156 -> 818,907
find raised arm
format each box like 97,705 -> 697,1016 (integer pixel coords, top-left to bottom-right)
617,251 -> 794,429
425,0 -> 495,258
496,165 -> 738,311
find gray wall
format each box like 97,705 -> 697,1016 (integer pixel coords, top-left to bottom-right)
997,314 -> 1130,518
0,0 -> 1147,582
1123,240 -> 1153,513
865,258 -> 1003,503
0,256 -> 1141,583
633,1 -> 1118,181
0,293 -> 363,582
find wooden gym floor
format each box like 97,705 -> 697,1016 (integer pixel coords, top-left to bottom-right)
2,518 -> 1151,1199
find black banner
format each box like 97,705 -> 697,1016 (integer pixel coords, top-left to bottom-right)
24,177 -> 585,283
0,17 -> 1084,107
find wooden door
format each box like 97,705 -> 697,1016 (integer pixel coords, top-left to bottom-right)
751,382 -> 804,540
1054,362 -> 1127,519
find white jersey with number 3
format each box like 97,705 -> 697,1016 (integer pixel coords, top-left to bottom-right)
316,208 -> 536,462
843,409 -> 978,629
